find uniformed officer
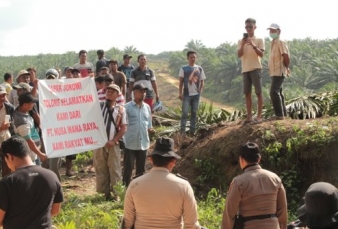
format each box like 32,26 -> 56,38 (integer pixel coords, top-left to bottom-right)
287,182 -> 338,229
221,142 -> 287,229
122,137 -> 202,229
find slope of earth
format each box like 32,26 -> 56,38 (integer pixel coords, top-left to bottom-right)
173,117 -> 338,195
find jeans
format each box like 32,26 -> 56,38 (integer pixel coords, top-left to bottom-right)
180,94 -> 200,133
270,76 -> 287,117
122,148 -> 147,187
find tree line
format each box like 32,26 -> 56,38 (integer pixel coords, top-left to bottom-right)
2,38 -> 338,115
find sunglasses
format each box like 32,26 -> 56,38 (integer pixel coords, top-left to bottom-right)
245,25 -> 254,29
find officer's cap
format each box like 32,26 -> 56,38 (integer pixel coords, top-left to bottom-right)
149,137 -> 181,159
298,182 -> 338,228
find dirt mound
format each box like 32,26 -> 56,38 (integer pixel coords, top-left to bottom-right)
173,117 -> 338,196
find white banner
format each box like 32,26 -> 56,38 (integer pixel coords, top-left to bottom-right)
39,77 -> 107,158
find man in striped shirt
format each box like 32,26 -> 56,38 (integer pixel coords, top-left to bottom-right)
94,83 -> 127,201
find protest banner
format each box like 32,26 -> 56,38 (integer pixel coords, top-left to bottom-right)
39,77 -> 107,158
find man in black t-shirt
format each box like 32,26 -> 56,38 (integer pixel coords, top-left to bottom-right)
0,136 -> 63,229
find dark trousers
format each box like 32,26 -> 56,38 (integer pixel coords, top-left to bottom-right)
270,76 -> 287,117
122,148 -> 147,186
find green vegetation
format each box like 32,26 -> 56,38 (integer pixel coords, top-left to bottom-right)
54,185 -> 225,229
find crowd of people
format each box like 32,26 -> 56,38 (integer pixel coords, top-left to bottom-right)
0,17 -> 336,229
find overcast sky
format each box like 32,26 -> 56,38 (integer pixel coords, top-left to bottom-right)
0,0 -> 336,56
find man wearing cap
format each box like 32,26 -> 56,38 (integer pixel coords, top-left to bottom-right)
267,23 -> 290,120
94,83 -> 127,200
0,85 -> 15,177
8,70 -> 37,107
110,60 -> 127,98
12,82 -> 40,130
118,54 -> 135,89
63,67 -> 73,79
221,142 -> 287,229
238,18 -> 265,124
96,49 -> 109,76
123,137 -> 202,229
13,93 -> 47,163
123,83 -> 154,186
73,50 -> 94,77
288,182 -> 338,229
71,68 -> 81,78
0,136 -> 63,228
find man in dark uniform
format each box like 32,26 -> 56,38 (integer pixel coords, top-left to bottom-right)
288,182 -> 338,229
221,142 -> 287,229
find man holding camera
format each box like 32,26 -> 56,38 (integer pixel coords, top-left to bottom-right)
237,18 -> 265,124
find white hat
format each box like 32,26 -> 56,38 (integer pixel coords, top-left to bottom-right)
267,23 -> 280,30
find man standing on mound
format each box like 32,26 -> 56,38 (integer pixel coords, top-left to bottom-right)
237,18 -> 265,124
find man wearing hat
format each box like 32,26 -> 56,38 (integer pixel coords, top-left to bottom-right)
288,182 -> 338,229
0,85 -> 15,177
221,142 -> 287,229
8,70 -> 36,107
267,23 -> 290,120
118,54 -> 135,90
94,83 -> 127,200
71,68 -> 81,78
13,93 -> 47,163
63,67 -> 73,79
123,137 -> 202,229
96,49 -> 109,76
123,83 -> 154,186
0,136 -> 63,228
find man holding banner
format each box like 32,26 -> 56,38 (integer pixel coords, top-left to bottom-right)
13,93 -> 47,163
94,83 -> 127,201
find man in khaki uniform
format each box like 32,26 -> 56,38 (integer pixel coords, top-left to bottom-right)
221,142 -> 287,229
122,137 -> 202,229
237,18 -> 265,124
267,23 -> 290,120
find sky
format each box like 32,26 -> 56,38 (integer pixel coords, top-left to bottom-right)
0,0 -> 336,56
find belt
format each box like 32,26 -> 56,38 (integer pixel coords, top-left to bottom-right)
243,214 -> 276,222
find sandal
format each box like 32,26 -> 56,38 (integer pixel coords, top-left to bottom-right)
253,118 -> 263,123
242,120 -> 252,125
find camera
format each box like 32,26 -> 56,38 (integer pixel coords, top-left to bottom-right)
243,33 -> 249,38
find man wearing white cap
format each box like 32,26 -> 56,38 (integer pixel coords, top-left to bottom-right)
267,23 -> 290,120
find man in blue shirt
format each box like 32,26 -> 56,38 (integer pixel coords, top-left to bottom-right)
178,51 -> 206,136
123,83 -> 154,186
